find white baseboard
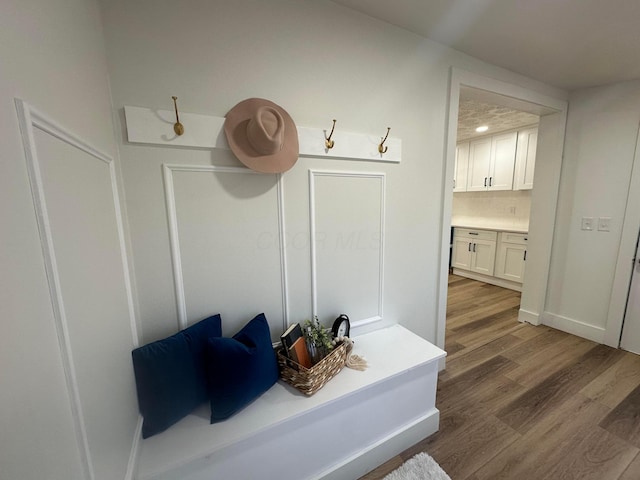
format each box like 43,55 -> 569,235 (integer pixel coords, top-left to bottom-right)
438,357 -> 446,371
451,269 -> 522,292
518,308 -> 540,325
541,312 -> 606,343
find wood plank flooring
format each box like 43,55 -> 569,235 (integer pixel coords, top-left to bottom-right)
359,275 -> 640,480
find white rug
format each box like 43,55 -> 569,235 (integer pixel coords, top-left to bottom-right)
383,453 -> 451,480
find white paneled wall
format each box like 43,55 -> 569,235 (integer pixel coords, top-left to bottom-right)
15,101 -> 139,480
164,165 -> 287,340
161,164 -> 388,339
310,171 -> 385,327
1,0 -> 141,477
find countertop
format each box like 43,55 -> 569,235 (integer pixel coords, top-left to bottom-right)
451,223 -> 528,234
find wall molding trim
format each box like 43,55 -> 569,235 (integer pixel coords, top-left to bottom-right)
162,164 -> 289,333
125,416 -> 144,480
308,169 -> 386,328
124,105 -> 402,163
15,98 -> 138,480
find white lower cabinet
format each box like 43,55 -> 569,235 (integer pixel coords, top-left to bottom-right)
472,239 -> 497,275
452,236 -> 472,270
495,232 -> 528,283
452,228 -> 497,276
452,228 -> 527,290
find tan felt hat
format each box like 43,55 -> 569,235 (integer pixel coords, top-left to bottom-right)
224,98 -> 299,173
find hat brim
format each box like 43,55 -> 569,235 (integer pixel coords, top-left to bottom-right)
224,98 -> 299,174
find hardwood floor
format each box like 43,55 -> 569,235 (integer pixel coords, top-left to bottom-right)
359,275 -> 640,480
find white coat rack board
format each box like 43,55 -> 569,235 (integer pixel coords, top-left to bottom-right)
124,105 -> 402,163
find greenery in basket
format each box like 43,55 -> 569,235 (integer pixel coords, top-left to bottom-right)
303,316 -> 334,363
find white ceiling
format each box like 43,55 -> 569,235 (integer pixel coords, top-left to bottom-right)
331,0 -> 640,91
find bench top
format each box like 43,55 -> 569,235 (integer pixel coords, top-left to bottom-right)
137,324 -> 446,479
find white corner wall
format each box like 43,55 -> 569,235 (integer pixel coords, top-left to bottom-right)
545,81 -> 640,343
0,1 -> 140,479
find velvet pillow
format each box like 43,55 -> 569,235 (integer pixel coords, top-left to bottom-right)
206,313 -> 279,423
132,314 -> 222,438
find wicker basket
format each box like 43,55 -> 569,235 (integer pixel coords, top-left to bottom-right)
277,341 -> 348,396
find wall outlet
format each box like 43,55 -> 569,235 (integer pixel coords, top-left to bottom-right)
581,217 -> 594,231
509,206 -> 516,215
598,217 -> 611,232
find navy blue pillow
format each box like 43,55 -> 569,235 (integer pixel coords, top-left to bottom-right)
205,313 -> 278,423
132,314 -> 222,438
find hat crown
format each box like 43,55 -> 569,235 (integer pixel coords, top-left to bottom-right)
224,98 -> 299,173
246,106 -> 284,155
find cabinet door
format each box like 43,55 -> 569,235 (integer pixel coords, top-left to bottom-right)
514,127 -> 538,190
470,239 -> 496,275
452,237 -> 472,270
454,143 -> 469,192
488,131 -> 517,191
466,138 -> 491,191
495,242 -> 526,282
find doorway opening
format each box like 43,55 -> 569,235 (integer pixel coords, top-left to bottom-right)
436,69 -> 568,354
447,87 -> 539,346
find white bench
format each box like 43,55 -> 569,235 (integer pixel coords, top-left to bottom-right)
135,324 -> 446,480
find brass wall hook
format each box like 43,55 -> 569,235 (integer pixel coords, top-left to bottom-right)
172,96 -> 184,136
378,127 -> 390,154
325,119 -> 336,149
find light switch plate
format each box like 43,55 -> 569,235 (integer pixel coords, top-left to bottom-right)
581,217 -> 594,231
598,217 -> 611,232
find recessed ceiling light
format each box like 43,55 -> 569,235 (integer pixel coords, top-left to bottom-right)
475,125 -> 489,133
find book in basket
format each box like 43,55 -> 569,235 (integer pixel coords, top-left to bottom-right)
280,323 -> 312,369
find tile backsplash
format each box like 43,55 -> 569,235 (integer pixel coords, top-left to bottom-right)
452,190 -> 531,231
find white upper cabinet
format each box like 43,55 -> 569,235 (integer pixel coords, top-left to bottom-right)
489,132 -> 518,190
466,132 -> 517,191
454,142 -> 469,192
456,128 -> 538,193
466,137 -> 492,191
514,127 -> 538,190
